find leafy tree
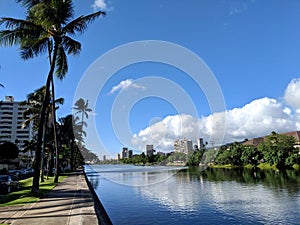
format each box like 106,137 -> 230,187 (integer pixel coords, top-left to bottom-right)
186,150 -> 204,166
240,145 -> 262,166
258,132 -> 296,168
215,142 -> 243,166
0,0 -> 104,194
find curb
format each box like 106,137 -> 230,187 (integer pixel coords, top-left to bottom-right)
83,170 -> 113,225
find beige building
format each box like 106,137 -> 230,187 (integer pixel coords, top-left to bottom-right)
174,139 -> 193,154
0,96 -> 32,149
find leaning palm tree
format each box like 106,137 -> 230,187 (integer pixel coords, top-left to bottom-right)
0,0 -> 105,194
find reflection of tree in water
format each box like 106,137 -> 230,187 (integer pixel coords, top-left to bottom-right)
186,167 -> 300,194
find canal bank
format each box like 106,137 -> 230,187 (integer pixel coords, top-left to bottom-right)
83,169 -> 112,225
0,170 -> 111,225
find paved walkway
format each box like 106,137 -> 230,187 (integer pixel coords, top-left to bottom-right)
0,171 -> 99,225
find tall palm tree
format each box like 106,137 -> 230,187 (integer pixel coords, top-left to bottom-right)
20,85 -> 64,182
73,98 -> 92,144
0,0 -> 104,194
58,114 -> 83,171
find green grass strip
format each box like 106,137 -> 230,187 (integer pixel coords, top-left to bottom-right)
0,175 -> 67,207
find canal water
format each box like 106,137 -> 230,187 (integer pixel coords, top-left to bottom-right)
85,165 -> 300,225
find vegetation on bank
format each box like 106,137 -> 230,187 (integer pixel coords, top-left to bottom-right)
213,132 -> 300,170
0,175 -> 66,207
119,132 -> 300,171
120,148 -> 205,166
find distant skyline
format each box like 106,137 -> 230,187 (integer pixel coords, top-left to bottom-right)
1,0 -> 300,158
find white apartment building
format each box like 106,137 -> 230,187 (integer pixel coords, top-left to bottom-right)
174,139 -> 193,154
0,96 -> 32,149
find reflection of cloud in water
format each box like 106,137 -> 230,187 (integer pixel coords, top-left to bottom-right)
137,172 -> 203,212
206,182 -> 299,223
94,165 -> 186,186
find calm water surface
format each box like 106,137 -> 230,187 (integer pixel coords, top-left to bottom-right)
85,165 -> 300,225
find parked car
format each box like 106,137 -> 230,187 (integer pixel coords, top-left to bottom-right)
8,170 -> 22,179
0,175 -> 20,194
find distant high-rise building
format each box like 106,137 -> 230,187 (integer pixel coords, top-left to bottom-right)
146,144 -> 154,156
116,153 -> 121,160
121,147 -> 132,159
197,138 -> 204,150
0,96 -> 32,149
174,139 -> 193,154
103,155 -> 106,161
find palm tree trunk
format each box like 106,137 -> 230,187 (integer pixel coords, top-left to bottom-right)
70,138 -> 74,171
31,74 -> 51,194
31,42 -> 59,195
51,77 -> 59,183
40,116 -> 48,183
47,38 -> 59,183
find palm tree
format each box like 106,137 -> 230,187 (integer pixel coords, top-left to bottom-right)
73,98 -> 91,144
20,85 -> 64,182
0,0 -> 104,194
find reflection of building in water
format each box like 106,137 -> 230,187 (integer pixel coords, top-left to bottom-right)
174,139 -> 193,154
146,144 -> 154,156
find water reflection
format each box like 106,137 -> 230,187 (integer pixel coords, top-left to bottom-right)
88,165 -> 300,224
137,167 -> 300,223
89,165 -> 186,186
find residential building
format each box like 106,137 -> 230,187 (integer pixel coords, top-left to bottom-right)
174,139 -> 193,154
0,96 -> 32,149
146,144 -> 154,156
243,131 -> 300,148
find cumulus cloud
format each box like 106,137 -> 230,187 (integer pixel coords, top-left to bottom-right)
284,78 -> 300,110
131,79 -> 300,152
108,79 -> 145,95
92,0 -> 107,11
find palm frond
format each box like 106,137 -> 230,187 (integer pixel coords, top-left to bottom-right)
63,11 -> 105,35
0,29 -> 23,46
62,36 -> 81,55
0,17 -> 35,29
52,0 -> 74,24
55,45 -> 68,79
54,97 -> 64,105
20,36 -> 49,60
16,0 -> 41,9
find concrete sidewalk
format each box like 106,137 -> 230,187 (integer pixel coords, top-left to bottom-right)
0,171 -> 99,225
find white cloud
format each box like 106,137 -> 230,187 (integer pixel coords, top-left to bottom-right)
284,78 -> 300,110
131,78 -> 300,152
92,0 -> 107,11
108,79 -> 145,95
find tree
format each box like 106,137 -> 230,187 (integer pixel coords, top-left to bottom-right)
215,142 -> 243,166
58,114 -> 79,171
0,0 -> 105,194
73,98 -> 92,143
240,145 -> 262,166
258,132 -> 296,168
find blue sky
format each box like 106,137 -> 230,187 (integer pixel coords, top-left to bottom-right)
1,0 -> 300,158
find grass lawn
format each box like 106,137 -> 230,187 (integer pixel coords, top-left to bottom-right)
0,175 -> 67,207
